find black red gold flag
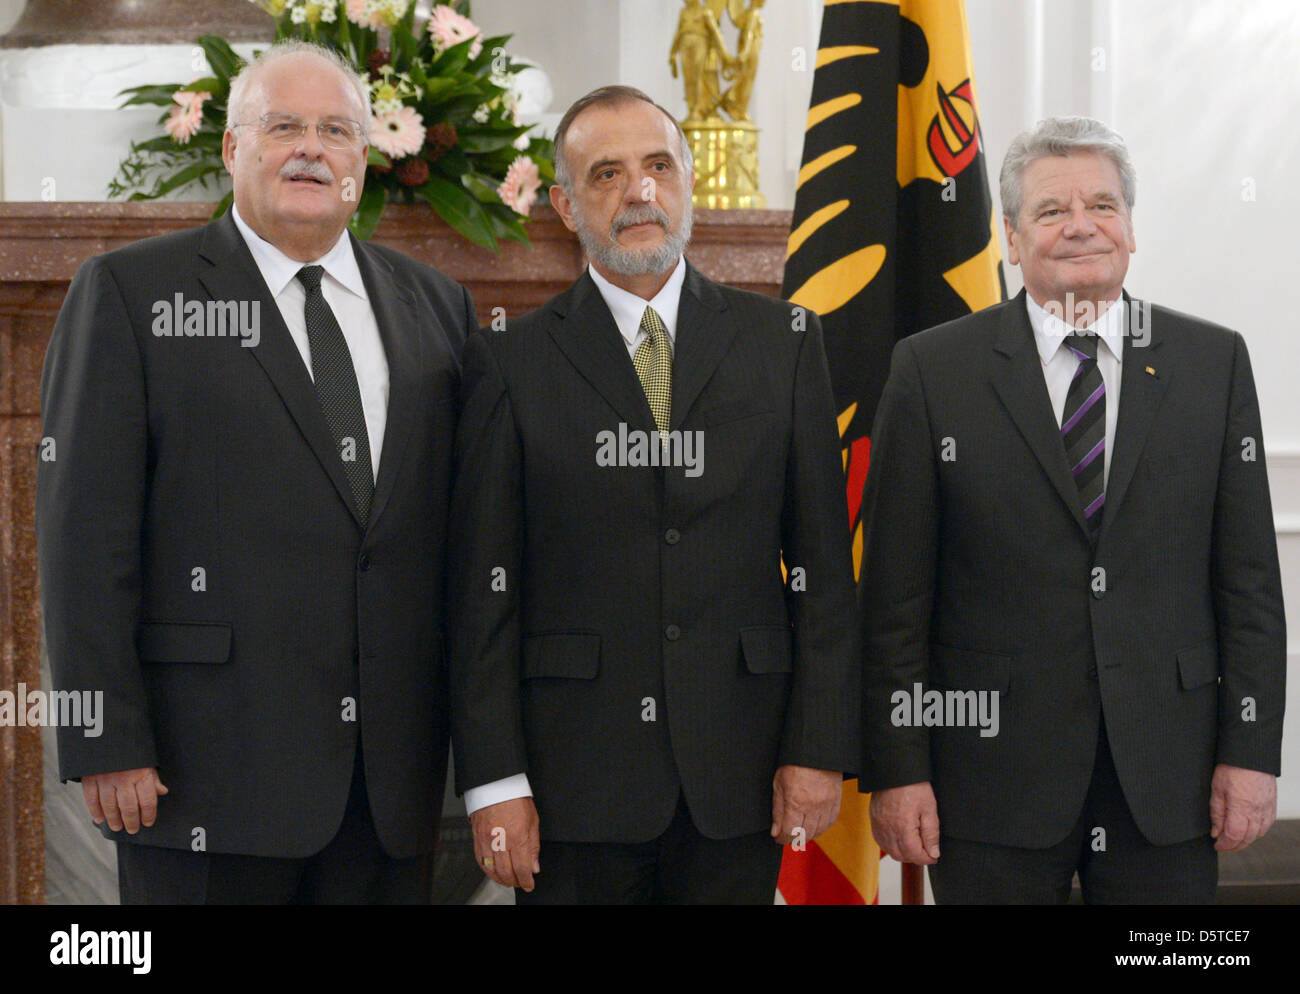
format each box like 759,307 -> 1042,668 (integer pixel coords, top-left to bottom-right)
777,0 -> 1005,906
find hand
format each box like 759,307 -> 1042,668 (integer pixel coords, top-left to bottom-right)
471,797 -> 541,892
1210,764 -> 1276,852
81,768 -> 168,834
870,782 -> 940,865
770,765 -> 842,845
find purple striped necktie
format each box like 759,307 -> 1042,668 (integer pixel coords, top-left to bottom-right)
1061,331 -> 1105,532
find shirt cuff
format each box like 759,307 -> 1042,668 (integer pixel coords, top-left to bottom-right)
464,774 -> 533,816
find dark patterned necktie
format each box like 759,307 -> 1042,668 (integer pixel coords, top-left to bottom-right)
1061,332 -> 1105,531
296,265 -> 373,524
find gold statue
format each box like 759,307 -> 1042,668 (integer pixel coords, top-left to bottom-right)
669,0 -> 729,123
720,0 -> 764,123
671,0 -> 767,208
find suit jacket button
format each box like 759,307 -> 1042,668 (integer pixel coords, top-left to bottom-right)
358,553 -> 371,571
665,528 -> 680,545
665,624 -> 681,641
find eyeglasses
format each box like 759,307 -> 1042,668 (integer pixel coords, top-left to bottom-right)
231,113 -> 365,151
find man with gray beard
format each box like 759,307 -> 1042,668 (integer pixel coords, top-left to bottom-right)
447,85 -> 859,903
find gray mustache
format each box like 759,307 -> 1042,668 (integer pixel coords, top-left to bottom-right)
280,159 -> 335,184
611,205 -> 670,236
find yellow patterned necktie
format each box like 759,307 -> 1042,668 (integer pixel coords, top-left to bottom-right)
632,305 -> 672,434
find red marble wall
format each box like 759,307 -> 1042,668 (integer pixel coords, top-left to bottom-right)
0,202 -> 791,904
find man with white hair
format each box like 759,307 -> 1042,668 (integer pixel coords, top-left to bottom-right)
38,41 -> 476,903
859,116 -> 1285,903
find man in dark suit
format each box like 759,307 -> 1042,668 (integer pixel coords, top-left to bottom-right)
36,41 -> 475,903
448,86 -> 858,904
860,116 -> 1285,903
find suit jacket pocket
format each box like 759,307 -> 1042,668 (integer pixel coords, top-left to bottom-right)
1176,639 -> 1219,689
522,631 -> 600,680
740,625 -> 794,674
930,644 -> 1011,693
696,399 -> 774,427
137,620 -> 232,664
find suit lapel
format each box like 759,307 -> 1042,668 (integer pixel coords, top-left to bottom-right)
670,262 -> 735,430
352,235 -> 423,532
1097,294 -> 1169,543
197,213 -> 363,529
990,290 -> 1091,537
548,270 -> 656,431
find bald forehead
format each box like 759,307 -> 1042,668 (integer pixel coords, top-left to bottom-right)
566,101 -> 683,168
245,53 -> 363,117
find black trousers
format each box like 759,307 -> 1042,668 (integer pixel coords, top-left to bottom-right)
116,744 -> 432,905
928,717 -> 1218,904
516,793 -> 784,905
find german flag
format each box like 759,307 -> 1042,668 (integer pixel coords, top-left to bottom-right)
777,0 -> 1004,906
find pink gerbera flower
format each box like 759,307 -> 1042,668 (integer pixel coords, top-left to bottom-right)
498,155 -> 541,216
428,5 -> 483,60
165,89 -> 210,144
369,105 -> 426,159
345,0 -> 384,30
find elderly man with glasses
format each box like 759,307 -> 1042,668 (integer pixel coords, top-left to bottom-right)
37,40 -> 476,904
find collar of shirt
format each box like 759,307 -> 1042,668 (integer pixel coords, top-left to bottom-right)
231,204 -> 369,303
1025,291 -> 1126,367
587,256 -> 686,350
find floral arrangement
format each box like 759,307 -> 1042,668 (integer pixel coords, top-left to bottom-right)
108,0 -> 553,250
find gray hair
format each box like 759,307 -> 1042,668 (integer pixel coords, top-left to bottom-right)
226,40 -> 371,139
553,85 -> 694,194
1000,116 -> 1136,224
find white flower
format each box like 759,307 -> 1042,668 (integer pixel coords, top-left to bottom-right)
472,103 -> 490,124
289,5 -> 308,23
513,131 -> 531,151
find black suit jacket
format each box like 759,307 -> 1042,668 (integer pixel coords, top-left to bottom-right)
37,211 -> 474,859
859,289 -> 1286,848
447,263 -> 859,843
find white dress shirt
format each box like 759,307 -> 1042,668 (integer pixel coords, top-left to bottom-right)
1025,292 -> 1125,488
588,255 -> 686,360
232,205 -> 389,481
462,256 -> 687,817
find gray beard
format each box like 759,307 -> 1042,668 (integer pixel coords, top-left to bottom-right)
573,199 -> 693,277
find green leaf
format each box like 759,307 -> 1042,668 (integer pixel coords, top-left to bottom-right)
413,175 -> 497,251
367,147 -> 392,169
456,125 -> 530,154
212,190 -> 235,217
460,170 -> 501,202
428,36 -> 475,76
436,147 -> 470,177
180,77 -> 222,95
336,11 -> 352,54
151,161 -> 224,197
349,180 -> 387,240
438,94 -> 488,118
118,84 -> 182,108
467,34 -> 513,72
484,203 -> 530,245
131,134 -> 192,154
197,34 -> 244,81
